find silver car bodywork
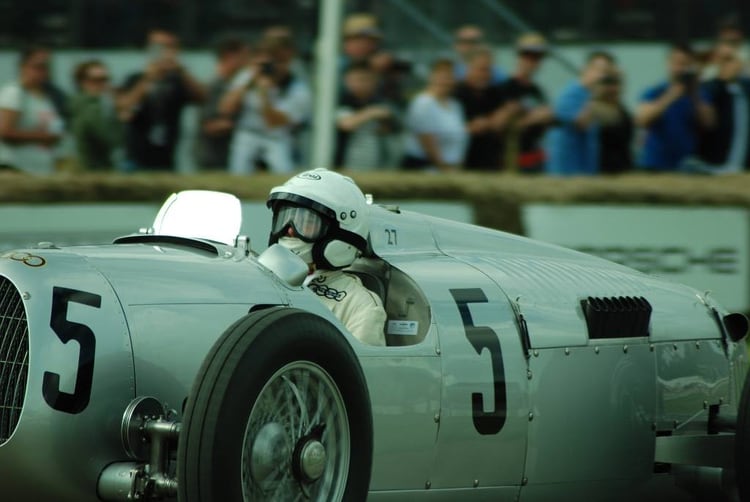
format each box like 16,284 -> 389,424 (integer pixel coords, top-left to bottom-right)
0,196 -> 745,501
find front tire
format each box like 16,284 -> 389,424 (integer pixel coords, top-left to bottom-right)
177,307 -> 373,502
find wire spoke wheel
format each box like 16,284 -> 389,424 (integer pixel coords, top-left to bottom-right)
177,308 -> 372,502
242,361 -> 350,501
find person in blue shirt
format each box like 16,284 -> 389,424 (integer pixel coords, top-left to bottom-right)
547,51 -> 615,175
635,43 -> 715,171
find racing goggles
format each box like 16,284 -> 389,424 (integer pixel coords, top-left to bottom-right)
271,204 -> 330,242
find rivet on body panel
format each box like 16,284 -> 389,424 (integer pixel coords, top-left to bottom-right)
703,401 -> 708,409
434,413 -> 440,423
594,346 -> 599,354
623,345 -> 628,353
527,370 -> 532,380
533,350 -> 539,357
522,477 -> 528,486
564,348 -> 570,356
649,344 -> 655,352
425,481 -> 431,489
673,344 -> 678,351
528,412 -> 534,421
435,347 -> 441,355
22,292 -> 30,300
473,479 -> 479,488
695,341 -> 701,349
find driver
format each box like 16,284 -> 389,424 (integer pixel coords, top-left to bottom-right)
267,168 -> 387,346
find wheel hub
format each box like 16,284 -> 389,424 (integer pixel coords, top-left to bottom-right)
299,439 -> 327,481
241,362 -> 350,501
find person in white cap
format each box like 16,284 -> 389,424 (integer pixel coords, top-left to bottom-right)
267,168 -> 386,346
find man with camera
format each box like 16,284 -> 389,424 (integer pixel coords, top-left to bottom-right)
698,42 -> 750,171
220,36 -> 311,175
117,28 -> 206,171
547,51 -> 616,175
635,43 -> 715,171
493,33 -> 554,173
195,36 -> 250,170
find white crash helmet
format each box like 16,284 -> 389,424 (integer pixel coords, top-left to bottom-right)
267,169 -> 370,269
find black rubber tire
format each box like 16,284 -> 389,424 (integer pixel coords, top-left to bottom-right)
177,306 -> 373,502
737,368 -> 750,502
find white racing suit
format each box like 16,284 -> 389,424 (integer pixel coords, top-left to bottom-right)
304,270 -> 387,346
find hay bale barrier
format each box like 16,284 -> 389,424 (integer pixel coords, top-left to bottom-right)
3,171 -> 750,234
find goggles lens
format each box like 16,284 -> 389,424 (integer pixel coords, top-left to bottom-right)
272,205 -> 328,242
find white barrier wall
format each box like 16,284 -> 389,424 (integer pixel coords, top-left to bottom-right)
522,205 -> 750,312
0,200 -> 473,255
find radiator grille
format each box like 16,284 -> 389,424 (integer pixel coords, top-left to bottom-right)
0,277 -> 29,445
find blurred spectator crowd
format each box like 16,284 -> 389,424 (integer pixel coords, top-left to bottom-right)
1,13 -> 750,176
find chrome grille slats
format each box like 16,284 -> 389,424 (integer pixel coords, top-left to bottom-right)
0,277 -> 29,445
8,351 -> 27,435
0,281 -> 18,438
0,284 -> 13,336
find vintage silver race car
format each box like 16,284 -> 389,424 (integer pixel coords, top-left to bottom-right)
0,190 -> 748,502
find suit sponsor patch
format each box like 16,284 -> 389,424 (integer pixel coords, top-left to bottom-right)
309,283 -> 347,302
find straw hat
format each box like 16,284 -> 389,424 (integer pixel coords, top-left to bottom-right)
516,32 -> 548,54
343,13 -> 382,39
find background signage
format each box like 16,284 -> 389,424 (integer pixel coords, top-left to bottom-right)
522,205 -> 750,312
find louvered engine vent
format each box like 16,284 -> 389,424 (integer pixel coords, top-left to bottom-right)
0,276 -> 29,445
581,296 -> 652,339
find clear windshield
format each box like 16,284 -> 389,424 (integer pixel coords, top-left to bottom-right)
152,190 -> 242,245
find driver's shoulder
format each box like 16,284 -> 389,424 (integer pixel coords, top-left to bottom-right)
340,272 -> 383,308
